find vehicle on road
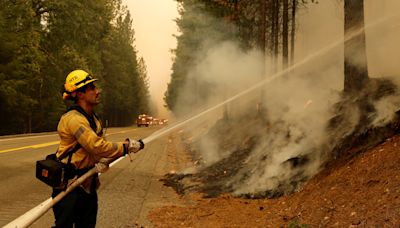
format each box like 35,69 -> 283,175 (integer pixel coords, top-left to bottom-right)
159,119 -> 168,125
136,114 -> 152,127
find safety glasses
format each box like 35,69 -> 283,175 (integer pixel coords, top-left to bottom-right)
75,75 -> 94,86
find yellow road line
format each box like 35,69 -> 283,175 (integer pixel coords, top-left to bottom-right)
0,141 -> 59,154
0,128 -> 137,154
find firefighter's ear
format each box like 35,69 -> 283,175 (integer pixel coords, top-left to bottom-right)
75,91 -> 87,101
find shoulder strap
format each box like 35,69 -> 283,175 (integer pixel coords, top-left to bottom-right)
58,105 -> 100,162
58,143 -> 81,161
67,105 -> 98,132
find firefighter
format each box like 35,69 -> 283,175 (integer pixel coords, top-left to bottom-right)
52,69 -> 144,227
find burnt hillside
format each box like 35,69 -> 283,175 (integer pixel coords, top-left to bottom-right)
163,77 -> 400,199
150,131 -> 400,227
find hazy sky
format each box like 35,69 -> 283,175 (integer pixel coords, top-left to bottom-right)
123,0 -> 179,117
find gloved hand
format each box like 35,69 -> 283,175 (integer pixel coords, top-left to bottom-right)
95,158 -> 110,173
124,138 -> 145,154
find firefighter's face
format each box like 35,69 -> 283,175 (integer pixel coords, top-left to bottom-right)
82,83 -> 101,105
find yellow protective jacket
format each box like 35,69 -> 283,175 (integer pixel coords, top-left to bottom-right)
56,108 -> 125,192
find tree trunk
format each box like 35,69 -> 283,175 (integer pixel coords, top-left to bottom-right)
344,0 -> 369,93
258,0 -> 267,113
259,0 -> 266,55
270,0 -> 276,56
28,114 -> 32,133
290,0 -> 296,66
282,0 -> 289,69
273,0 -> 280,71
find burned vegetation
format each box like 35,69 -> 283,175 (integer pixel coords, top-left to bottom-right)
162,77 -> 400,199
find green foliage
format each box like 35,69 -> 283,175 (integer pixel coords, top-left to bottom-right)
137,57 -> 151,114
0,0 -> 45,134
165,0 -> 306,115
0,0 -> 150,135
101,5 -> 150,126
287,219 -> 309,228
164,0 -> 236,114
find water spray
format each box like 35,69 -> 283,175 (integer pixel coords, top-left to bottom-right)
143,14 -> 398,145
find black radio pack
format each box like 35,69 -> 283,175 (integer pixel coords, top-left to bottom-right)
36,149 -> 78,188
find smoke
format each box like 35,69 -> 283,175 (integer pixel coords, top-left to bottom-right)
367,74 -> 400,128
172,0 -> 400,196
228,66 -> 342,195
365,0 -> 400,77
179,41 -> 266,164
371,94 -> 400,127
356,4 -> 400,142
177,38 -> 345,195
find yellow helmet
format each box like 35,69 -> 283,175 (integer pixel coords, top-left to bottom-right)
63,69 -> 98,100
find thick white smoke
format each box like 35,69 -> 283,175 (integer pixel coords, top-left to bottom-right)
173,0 -> 400,196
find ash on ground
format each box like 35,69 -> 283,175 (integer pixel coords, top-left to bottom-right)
162,77 -> 400,199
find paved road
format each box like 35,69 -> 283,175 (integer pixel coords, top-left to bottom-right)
0,126 -> 180,227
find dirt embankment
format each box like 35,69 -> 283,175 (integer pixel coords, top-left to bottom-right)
148,79 -> 400,227
148,134 -> 400,227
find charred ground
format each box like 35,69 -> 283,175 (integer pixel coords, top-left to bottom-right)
150,133 -> 400,227
150,78 -> 400,227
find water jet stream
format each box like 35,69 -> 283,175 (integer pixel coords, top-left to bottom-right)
142,14 -> 398,145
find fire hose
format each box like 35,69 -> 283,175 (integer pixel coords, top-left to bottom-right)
4,156 -> 123,228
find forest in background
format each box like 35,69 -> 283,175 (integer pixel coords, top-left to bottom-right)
165,0 -> 371,114
0,0 -> 150,135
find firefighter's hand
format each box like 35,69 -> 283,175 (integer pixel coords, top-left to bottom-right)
95,158 -> 110,173
125,138 -> 145,154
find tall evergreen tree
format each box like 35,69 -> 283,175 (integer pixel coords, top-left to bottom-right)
344,0 -> 369,93
0,0 -> 45,134
137,57 -> 151,114
164,0 -> 235,114
101,5 -> 147,126
0,0 -> 149,135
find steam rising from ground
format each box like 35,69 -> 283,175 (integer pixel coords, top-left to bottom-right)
231,71 -> 341,195
172,1 -> 400,196
178,39 -> 346,195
